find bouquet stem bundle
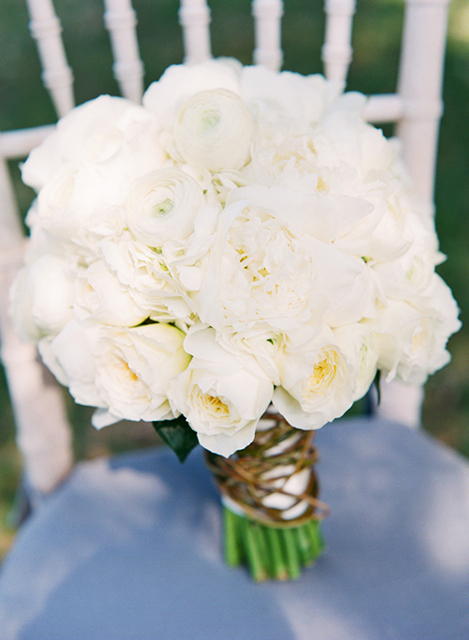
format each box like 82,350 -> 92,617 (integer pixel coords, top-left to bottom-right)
206,409 -> 328,581
223,508 -> 324,582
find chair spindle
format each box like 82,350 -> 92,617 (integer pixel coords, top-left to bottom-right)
322,0 -> 356,86
252,0 -> 284,72
25,0 -> 74,117
179,0 -> 212,65
397,0 -> 451,208
103,0 -> 144,104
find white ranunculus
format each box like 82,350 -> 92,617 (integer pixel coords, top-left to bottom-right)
143,58 -> 243,129
22,95 -> 165,191
174,89 -> 254,171
10,255 -> 75,342
126,168 -> 206,246
168,326 -> 273,457
74,259 -> 148,327
273,327 -> 355,429
92,323 -> 190,427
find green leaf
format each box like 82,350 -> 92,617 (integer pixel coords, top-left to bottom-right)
374,370 -> 381,406
152,415 -> 198,463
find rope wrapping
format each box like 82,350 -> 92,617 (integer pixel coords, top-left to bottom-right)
205,407 -> 329,529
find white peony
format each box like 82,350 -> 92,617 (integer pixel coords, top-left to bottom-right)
196,198 -> 325,334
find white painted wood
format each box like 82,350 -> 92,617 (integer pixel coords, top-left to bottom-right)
396,0 -> 450,206
363,94 -> 404,124
252,0 -> 284,71
25,0 -> 74,117
376,0 -> 451,427
179,0 -> 212,65
0,158 -> 74,494
103,0 -> 144,103
376,379 -> 425,429
322,0 -> 356,86
0,126 -> 55,160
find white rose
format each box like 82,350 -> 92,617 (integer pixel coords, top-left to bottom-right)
333,324 -> 379,401
240,65 -> 341,128
143,58 -> 243,129
41,319 -> 103,408
36,163 -> 129,240
313,93 -> 396,175
126,168 -> 206,246
168,326 -> 273,457
22,95 -> 165,191
216,326 -> 283,385
10,255 -> 75,342
74,259 -> 148,327
375,275 -> 461,384
371,209 -> 443,300
273,327 -> 355,429
100,234 -> 195,327
92,323 -> 190,427
174,89 -> 254,171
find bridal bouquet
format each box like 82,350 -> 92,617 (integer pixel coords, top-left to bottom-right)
11,58 -> 460,581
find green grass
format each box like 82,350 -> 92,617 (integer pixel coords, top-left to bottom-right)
1,0 -> 468,557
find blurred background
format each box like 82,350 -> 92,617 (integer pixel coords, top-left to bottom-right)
0,0 -> 468,558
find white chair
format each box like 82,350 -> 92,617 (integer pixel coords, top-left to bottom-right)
1,2 -> 468,638
0,0 -> 450,499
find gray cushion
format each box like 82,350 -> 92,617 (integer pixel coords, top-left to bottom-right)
1,417 -> 469,640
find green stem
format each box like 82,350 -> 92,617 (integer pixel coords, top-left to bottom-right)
223,506 -> 325,581
281,527 -> 301,580
307,519 -> 325,558
295,522 -> 315,566
224,507 -> 242,567
241,518 -> 268,582
265,526 -> 289,581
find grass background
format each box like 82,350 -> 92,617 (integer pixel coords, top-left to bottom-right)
0,0 -> 468,558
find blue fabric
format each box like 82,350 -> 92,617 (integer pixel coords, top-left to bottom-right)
1,417 -> 469,640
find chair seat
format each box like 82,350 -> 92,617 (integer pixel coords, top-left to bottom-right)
1,417 -> 469,640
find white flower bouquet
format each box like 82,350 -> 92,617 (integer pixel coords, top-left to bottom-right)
11,59 -> 460,581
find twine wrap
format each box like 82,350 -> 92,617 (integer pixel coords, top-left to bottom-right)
205,408 -> 329,529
